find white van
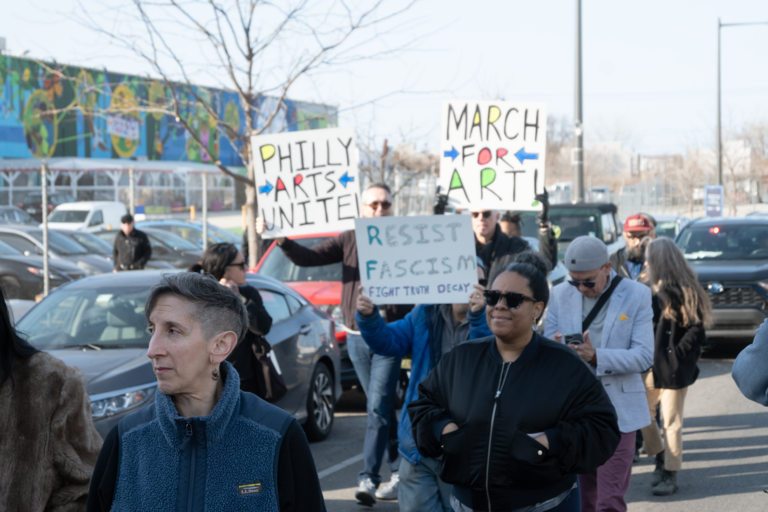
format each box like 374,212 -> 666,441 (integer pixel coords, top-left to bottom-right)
48,201 -> 128,232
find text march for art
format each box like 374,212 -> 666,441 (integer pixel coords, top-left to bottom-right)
440,100 -> 547,211
355,215 -> 478,304
251,127 -> 361,238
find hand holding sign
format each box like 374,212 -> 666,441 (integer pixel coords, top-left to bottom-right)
357,286 -> 375,316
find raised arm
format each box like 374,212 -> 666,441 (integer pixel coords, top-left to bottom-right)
279,235 -> 345,268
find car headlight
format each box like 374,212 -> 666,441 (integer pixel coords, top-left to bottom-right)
90,384 -> 157,419
76,261 -> 101,276
26,267 -> 59,280
323,305 -> 346,332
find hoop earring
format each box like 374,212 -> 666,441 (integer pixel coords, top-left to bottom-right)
212,366 -> 219,381
532,322 -> 538,331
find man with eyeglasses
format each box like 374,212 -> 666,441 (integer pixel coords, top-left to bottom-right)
544,235 -> 653,512
610,214 -> 656,284
255,182 -> 412,506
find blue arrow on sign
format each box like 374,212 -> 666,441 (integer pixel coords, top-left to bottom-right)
259,181 -> 274,195
514,148 -> 539,164
444,147 -> 459,161
339,172 -> 355,188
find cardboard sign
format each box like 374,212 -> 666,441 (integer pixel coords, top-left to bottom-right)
251,127 -> 361,238
355,215 -> 478,305
439,100 -> 547,211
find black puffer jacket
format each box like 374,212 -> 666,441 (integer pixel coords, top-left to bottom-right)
112,229 -> 152,270
408,334 -> 620,512
651,295 -> 705,389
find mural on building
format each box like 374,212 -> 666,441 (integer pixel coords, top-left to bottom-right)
0,55 -> 336,164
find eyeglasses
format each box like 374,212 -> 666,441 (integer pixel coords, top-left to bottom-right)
483,290 -> 537,309
365,201 -> 392,211
568,279 -> 598,289
471,211 -> 492,219
227,261 -> 247,270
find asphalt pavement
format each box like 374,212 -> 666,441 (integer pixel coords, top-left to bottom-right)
309,341 -> 768,511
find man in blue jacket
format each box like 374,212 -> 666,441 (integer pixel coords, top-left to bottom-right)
355,260 -> 490,511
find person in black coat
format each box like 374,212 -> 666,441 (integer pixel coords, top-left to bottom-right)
408,253 -> 620,512
113,214 -> 152,271
188,243 -> 275,400
640,238 -> 712,496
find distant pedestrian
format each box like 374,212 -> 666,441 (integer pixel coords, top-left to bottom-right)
355,260 -> 490,512
640,237 -> 712,496
256,182 -> 411,505
112,214 -> 151,271
87,272 -> 325,512
733,320 -> 768,406
610,214 -> 655,284
410,252 -> 620,512
0,285 -> 103,512
545,236 -> 654,512
188,242 -> 276,401
499,211 -> 523,237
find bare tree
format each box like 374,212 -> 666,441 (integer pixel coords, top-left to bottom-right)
71,0 -> 419,266
741,121 -> 768,203
544,115 -> 573,186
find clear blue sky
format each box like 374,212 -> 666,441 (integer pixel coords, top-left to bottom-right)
2,0 -> 767,156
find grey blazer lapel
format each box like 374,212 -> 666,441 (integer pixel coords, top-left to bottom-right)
601,284 -> 626,347
568,286 -> 583,335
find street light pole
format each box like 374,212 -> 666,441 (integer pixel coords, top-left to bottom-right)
717,19 -> 768,187
573,0 -> 585,203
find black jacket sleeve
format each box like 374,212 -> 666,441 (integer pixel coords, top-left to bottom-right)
280,235 -> 344,267
240,285 -> 273,335
112,235 -> 120,270
278,420 -> 326,512
407,352 -> 453,459
537,227 -> 559,271
136,232 -> 152,269
86,425 -> 120,512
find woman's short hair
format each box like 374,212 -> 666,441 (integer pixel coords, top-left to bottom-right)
188,243 -> 239,281
497,252 -> 550,320
145,272 -> 249,342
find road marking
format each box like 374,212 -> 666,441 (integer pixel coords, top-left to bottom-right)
317,453 -> 364,480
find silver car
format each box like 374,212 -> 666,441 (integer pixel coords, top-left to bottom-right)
17,270 -> 342,441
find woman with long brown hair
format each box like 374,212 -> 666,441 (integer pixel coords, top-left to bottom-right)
641,237 -> 713,496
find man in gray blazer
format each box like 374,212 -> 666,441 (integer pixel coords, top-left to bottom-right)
544,236 -> 653,512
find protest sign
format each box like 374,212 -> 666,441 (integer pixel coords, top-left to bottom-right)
355,214 -> 478,305
251,127 -> 361,238
439,100 -> 547,211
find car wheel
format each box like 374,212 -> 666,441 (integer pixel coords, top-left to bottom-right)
0,276 -> 23,300
304,363 -> 335,442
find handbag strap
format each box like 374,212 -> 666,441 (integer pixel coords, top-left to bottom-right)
582,275 -> 623,332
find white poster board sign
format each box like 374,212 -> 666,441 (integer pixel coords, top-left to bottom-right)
439,100 -> 547,211
355,215 -> 478,305
251,127 -> 361,238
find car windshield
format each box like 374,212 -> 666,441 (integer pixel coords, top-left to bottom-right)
19,193 -> 42,204
69,232 -> 113,254
205,224 -> 241,243
147,224 -> 217,246
0,239 -> 21,255
655,221 -> 680,239
18,286 -> 152,349
152,231 -> 199,251
258,237 -> 342,282
551,212 -> 599,240
677,225 -> 768,260
49,210 -> 89,223
28,230 -> 89,255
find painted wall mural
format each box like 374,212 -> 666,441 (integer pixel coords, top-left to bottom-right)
0,55 -> 337,164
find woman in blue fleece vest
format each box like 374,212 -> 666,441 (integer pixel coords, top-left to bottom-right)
86,272 -> 325,512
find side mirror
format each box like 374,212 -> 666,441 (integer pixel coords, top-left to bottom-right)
603,232 -> 615,244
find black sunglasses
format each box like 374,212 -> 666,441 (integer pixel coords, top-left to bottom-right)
568,279 -> 598,289
471,211 -> 492,219
483,290 -> 537,309
366,201 -> 392,210
227,261 -> 247,270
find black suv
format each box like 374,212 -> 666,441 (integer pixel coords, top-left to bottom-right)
676,217 -> 768,341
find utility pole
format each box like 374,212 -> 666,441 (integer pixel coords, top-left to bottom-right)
573,0 -> 585,203
41,160 -> 49,297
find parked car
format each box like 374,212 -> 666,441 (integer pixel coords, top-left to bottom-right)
138,220 -> 242,250
17,271 -> 342,441
93,227 -> 202,269
0,205 -> 39,226
53,228 -> 174,270
16,191 -> 77,222
676,217 -> 768,342
48,201 -> 127,232
0,239 -> 86,300
0,226 -> 114,276
652,214 -> 690,240
519,203 -> 626,261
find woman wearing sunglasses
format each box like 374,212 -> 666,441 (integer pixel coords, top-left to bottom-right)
189,243 -> 274,399
408,252 -> 620,512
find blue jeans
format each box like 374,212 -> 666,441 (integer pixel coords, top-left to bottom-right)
347,332 -> 400,486
399,457 -> 452,512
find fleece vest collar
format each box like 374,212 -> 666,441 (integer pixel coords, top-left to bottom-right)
154,361 -> 241,451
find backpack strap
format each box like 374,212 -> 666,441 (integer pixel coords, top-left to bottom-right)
583,275 -> 623,332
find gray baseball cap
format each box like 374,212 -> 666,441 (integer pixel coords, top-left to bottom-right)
564,236 -> 609,271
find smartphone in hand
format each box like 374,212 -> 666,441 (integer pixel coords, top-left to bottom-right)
565,333 -> 584,346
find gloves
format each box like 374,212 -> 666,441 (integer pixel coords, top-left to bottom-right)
433,186 -> 449,215
535,188 -> 550,226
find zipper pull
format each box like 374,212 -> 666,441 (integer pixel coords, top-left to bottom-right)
186,422 -> 192,437
494,390 -> 502,400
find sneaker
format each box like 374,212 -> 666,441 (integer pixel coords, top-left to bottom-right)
633,448 -> 640,463
355,478 -> 377,507
375,472 -> 399,500
651,451 -> 665,487
652,470 -> 678,496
